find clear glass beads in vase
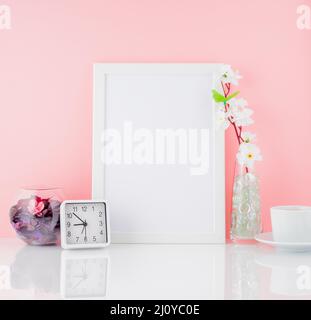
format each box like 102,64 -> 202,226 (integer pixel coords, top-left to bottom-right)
231,163 -> 261,240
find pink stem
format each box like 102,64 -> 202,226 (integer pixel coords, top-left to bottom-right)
221,81 -> 248,173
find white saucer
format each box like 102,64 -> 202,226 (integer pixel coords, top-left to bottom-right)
255,232 -> 311,252
255,251 -> 311,269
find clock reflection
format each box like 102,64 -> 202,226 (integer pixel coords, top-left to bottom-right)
61,250 -> 109,299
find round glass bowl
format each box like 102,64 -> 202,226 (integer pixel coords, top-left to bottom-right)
9,186 -> 64,245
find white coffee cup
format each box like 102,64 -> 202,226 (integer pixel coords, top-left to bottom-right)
271,206 -> 311,242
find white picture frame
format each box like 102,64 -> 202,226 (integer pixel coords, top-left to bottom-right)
92,63 -> 225,244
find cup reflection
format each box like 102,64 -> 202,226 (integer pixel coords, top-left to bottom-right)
256,251 -> 311,297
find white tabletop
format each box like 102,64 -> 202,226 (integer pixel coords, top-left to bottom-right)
0,238 -> 311,300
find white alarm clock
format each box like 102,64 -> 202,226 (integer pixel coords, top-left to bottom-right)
60,200 -> 110,249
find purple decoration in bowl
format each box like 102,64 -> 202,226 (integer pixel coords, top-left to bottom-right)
9,187 -> 63,245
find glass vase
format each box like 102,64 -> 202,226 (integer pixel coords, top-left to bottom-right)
9,186 -> 64,246
231,163 -> 261,240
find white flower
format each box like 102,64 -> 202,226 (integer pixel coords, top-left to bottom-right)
237,143 -> 262,168
215,107 -> 230,130
241,131 -> 256,143
228,98 -> 254,127
230,98 -> 248,109
218,65 -> 242,86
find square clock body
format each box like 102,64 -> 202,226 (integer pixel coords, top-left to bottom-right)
60,200 -> 110,249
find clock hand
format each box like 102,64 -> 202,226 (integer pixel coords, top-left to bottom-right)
73,223 -> 85,226
80,220 -> 87,233
83,263 -> 87,277
84,220 -> 87,238
72,212 -> 85,224
73,277 -> 85,289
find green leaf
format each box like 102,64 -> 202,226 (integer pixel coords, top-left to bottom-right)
212,90 -> 226,103
226,91 -> 240,101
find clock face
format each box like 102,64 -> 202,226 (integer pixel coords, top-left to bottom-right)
62,201 -> 109,248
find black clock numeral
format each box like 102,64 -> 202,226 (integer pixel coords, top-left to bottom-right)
99,211 -> 103,217
100,230 -> 104,235
76,237 -> 79,242
67,231 -> 71,237
66,221 -> 71,228
82,206 -> 87,212
73,206 -> 78,212
67,213 -> 72,219
93,236 -> 97,242
99,221 -> 103,226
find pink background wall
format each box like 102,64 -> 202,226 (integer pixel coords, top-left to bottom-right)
0,0 -> 310,238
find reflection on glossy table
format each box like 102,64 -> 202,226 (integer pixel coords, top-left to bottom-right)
0,238 -> 311,300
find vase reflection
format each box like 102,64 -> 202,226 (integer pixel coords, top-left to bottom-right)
225,244 -> 262,299
10,245 -> 61,296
